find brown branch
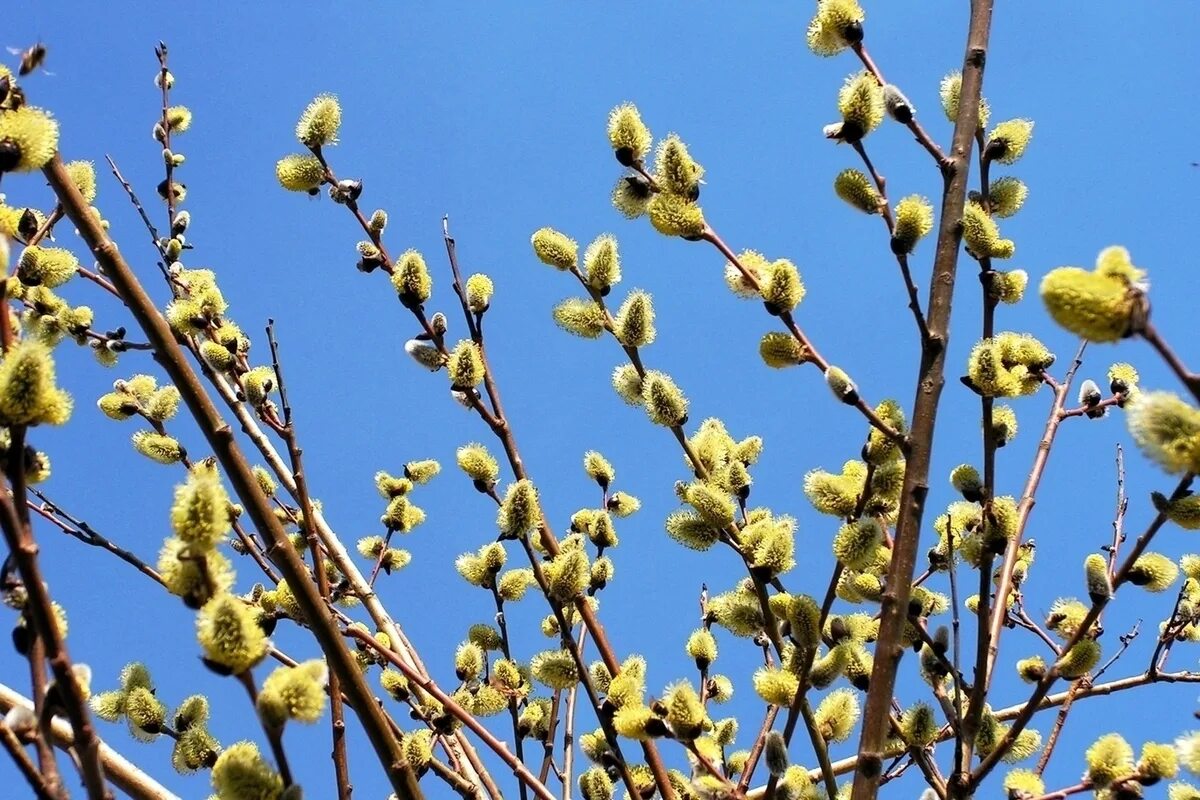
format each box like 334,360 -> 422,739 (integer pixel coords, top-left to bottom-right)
1141,321 -> 1200,402
105,156 -> 167,273
1107,445 -> 1127,579
155,43 -> 177,237
537,692 -> 563,786
487,582 -> 527,800
850,42 -> 948,167
0,715 -> 57,800
236,671 -> 294,787
958,150 -> 1002,775
1,423 -> 109,799
561,670 -> 579,800
734,705 -> 779,796
981,343 -> 1085,695
28,490 -> 165,586
346,629 -> 556,800
971,473 -> 1194,787
701,228 -> 906,448
801,697 -> 839,800
25,632 -> 61,796
852,6 -> 995,799
44,155 -> 425,800
1033,679 -> 1082,777
1010,607 -> 1062,657
266,320 -> 352,799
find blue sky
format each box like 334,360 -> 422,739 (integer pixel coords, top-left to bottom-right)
3,2 -> 1200,798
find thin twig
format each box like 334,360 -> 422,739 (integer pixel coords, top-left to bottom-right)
347,628 -> 556,800
237,671 -> 294,787
971,474 -> 1195,786
267,320 -> 353,800
1141,321 -> 1200,402
29,489 -> 165,586
1033,679 -> 1082,777
850,42 -> 948,168
983,342 -> 1086,690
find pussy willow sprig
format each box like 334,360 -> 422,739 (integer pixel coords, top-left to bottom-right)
2,10 -> 1200,800
44,155 -> 426,800
302,124 -> 676,796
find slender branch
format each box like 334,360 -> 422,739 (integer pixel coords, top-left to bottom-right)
488,583 -> 528,800
0,716 -> 56,800
561,670 -> 579,800
1141,321 -> 1200,402
702,228 -> 906,448
971,473 -> 1194,786
266,320 -> 353,799
1,423 -> 109,799
29,490 -> 165,586
850,42 -> 948,167
1010,607 -> 1062,657
982,343 -> 1085,693
538,692 -> 563,786
735,705 -> 779,796
801,697 -> 839,800
237,671 -> 294,787
1107,445 -> 1127,579
948,513 -> 965,771
46,155 -> 425,800
346,628 -> 556,800
1033,679 -> 1082,777
25,631 -> 60,796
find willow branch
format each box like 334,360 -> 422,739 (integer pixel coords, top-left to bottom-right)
46,155 -> 424,800
983,344 -> 1085,688
847,139 -> 930,342
28,489 -> 165,586
0,424 -> 109,799
346,629 -> 556,800
0,715 -> 56,800
700,228 -> 905,448
850,42 -> 948,167
1141,321 -> 1200,402
266,320 -> 352,799
852,6 -> 994,798
971,473 -> 1194,786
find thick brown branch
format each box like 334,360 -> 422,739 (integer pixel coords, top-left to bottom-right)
45,155 -> 424,800
852,6 -> 995,800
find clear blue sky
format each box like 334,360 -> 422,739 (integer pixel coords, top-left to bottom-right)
3,2 -> 1200,798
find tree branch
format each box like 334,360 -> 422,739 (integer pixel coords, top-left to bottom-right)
852,5 -> 995,799
45,155 -> 425,800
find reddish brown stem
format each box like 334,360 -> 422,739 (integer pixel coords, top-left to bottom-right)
0,718 -> 57,800
45,155 -> 424,800
852,6 -> 995,800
